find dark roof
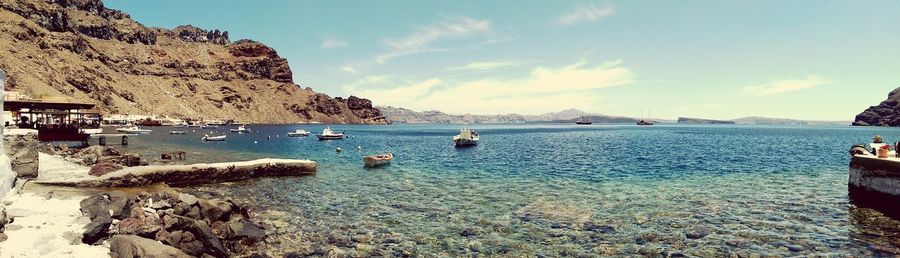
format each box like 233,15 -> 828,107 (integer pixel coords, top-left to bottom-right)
4,100 -> 96,111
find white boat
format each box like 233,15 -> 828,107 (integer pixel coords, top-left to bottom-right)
288,129 -> 310,137
169,130 -> 186,135
230,125 -> 251,133
81,128 -> 103,135
207,120 -> 227,126
316,126 -> 344,140
201,124 -> 218,129
116,126 -> 152,134
202,134 -> 226,141
453,129 -> 479,147
363,153 -> 393,167
187,123 -> 201,128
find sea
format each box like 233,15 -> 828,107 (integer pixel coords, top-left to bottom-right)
112,123 -> 900,257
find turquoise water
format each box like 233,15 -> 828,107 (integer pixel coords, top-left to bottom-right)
115,124 -> 900,256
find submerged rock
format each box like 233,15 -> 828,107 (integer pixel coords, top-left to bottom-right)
109,235 -> 192,258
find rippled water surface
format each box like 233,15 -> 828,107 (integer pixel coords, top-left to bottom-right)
115,124 -> 900,256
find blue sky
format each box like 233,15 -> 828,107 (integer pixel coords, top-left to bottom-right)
106,0 -> 900,120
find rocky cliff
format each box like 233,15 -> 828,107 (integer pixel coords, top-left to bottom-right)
853,86 -> 900,126
0,0 -> 386,124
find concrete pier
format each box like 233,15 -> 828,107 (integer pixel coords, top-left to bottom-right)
849,154 -> 900,218
37,158 -> 316,187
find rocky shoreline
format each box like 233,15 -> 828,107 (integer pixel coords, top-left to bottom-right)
80,188 -> 269,257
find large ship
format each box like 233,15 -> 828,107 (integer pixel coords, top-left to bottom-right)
575,115 -> 592,125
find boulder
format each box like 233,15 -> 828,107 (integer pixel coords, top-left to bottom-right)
113,206 -> 163,237
79,194 -> 110,220
228,220 -> 266,241
90,162 -> 123,176
82,215 -> 112,244
108,191 -> 132,219
108,235 -> 192,258
121,153 -> 145,167
199,199 -> 234,221
178,193 -> 199,206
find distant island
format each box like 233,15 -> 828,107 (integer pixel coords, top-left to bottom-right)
677,117 -> 736,124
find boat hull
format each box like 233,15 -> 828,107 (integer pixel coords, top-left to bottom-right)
287,133 -> 309,137
363,154 -> 393,167
317,135 -> 344,140
454,139 -> 478,147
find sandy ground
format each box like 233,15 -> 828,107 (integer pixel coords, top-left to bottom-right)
0,153 -> 109,257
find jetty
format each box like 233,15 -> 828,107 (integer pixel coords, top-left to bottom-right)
37,158 -> 316,187
849,146 -> 900,217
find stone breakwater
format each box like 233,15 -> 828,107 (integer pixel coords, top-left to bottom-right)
40,158 -> 316,187
80,189 -> 270,257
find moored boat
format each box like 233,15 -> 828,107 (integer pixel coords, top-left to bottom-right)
363,153 -> 393,167
169,130 -> 186,135
453,129 -> 479,147
230,125 -> 251,133
116,125 -> 152,134
637,120 -> 655,125
288,129 -> 310,137
317,126 -> 344,140
202,134 -> 226,141
201,124 -> 218,129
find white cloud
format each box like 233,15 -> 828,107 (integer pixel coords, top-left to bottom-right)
743,75 -> 830,95
559,2 -> 614,25
344,59 -> 634,114
321,38 -> 348,49
376,17 -> 492,63
340,66 -> 358,74
343,76 -> 441,107
445,61 -> 522,71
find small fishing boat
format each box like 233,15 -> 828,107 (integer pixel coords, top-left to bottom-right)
187,123 -> 202,128
169,130 -> 186,135
288,129 -> 310,137
116,125 -> 152,134
230,125 -> 251,133
317,126 -> 345,140
201,124 -> 218,129
202,134 -> 226,141
453,129 -> 479,147
363,153 -> 393,167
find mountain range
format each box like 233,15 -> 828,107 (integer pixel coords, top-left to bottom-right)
381,106 -> 849,126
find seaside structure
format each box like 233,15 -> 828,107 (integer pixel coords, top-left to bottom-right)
3,99 -> 99,146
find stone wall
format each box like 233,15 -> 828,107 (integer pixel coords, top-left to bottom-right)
3,132 -> 38,179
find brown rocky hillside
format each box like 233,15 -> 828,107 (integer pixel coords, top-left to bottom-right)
0,0 -> 386,124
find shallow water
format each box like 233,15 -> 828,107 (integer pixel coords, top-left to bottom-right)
115,124 -> 900,256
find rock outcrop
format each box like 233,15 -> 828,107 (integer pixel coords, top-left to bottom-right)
853,86 -> 900,126
3,131 -> 38,178
0,0 -> 386,124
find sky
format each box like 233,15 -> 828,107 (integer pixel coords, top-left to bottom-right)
105,0 -> 900,120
